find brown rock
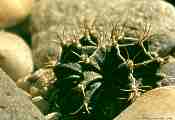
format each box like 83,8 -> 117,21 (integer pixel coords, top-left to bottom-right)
114,86 -> 175,120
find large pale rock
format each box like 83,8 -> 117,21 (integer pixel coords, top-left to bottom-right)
0,0 -> 34,28
31,0 -> 175,68
0,68 -> 45,120
0,32 -> 33,81
114,86 -> 175,120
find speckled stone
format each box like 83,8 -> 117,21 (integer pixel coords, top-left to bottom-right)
0,68 -> 45,120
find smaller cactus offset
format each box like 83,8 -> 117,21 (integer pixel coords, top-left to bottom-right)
48,24 -> 165,120
17,67 -> 56,97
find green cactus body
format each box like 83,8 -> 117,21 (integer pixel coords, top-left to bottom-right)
50,27 -> 165,120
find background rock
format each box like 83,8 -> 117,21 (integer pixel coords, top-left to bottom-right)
0,0 -> 34,28
31,0 -> 175,68
0,68 -> 45,120
160,56 -> 175,86
114,86 -> 175,120
0,31 -> 33,81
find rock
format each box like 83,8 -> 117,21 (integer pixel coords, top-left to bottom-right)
114,86 -> 175,120
0,31 -> 33,81
0,0 -> 34,28
160,56 -> 175,86
31,0 -> 175,68
0,68 -> 45,120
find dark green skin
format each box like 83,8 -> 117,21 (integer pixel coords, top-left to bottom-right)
49,31 -> 164,120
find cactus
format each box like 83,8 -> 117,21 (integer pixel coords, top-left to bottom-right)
48,24 -> 165,120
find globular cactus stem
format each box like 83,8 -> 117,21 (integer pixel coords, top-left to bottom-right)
47,23 -> 166,120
